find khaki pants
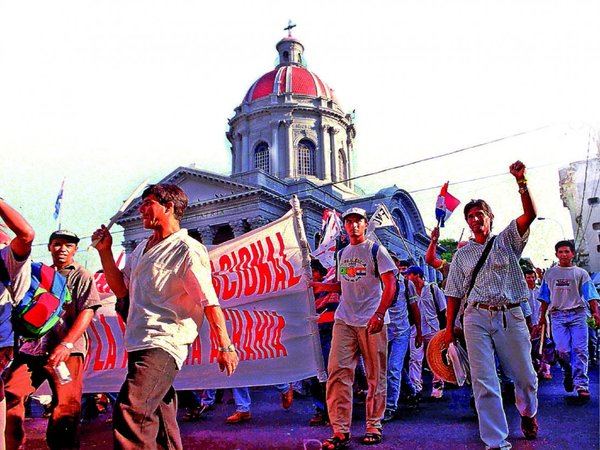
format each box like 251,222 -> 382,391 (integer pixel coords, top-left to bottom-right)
326,320 -> 387,434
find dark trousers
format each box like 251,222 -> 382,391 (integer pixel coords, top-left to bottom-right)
113,348 -> 181,450
3,353 -> 83,450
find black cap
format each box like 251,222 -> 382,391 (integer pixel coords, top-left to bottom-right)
49,230 -> 80,245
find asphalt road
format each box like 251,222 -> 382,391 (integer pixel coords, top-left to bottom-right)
22,363 -> 599,449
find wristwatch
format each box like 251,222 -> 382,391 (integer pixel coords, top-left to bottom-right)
60,342 -> 74,350
217,344 -> 236,352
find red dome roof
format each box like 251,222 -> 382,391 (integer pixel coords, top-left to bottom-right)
244,65 -> 334,103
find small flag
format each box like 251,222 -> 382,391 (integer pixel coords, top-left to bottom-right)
53,179 -> 65,220
435,182 -> 460,227
366,203 -> 395,235
312,210 -> 342,269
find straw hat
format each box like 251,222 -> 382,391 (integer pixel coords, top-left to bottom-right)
426,330 -> 457,384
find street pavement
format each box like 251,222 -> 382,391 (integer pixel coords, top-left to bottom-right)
22,363 -> 598,449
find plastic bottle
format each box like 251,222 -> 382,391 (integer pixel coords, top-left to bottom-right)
53,361 -> 72,384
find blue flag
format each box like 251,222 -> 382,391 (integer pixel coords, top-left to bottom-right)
53,179 -> 64,220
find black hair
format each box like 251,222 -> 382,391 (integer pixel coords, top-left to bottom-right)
142,184 -> 188,221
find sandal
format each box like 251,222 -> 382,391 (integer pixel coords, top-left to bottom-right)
361,428 -> 382,445
322,432 -> 350,450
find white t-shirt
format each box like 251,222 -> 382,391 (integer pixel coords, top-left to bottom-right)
123,229 -> 220,368
335,240 -> 398,327
416,282 -> 447,336
538,265 -> 600,311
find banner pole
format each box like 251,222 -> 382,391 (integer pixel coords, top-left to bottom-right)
290,195 -> 327,382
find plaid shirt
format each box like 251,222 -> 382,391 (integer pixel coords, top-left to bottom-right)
445,220 -> 529,306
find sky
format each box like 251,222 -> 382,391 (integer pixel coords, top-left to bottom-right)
0,0 -> 599,269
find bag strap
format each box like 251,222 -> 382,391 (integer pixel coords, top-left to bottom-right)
430,283 -> 440,315
371,242 -> 380,278
465,236 -> 496,300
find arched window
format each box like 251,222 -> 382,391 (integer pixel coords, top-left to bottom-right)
254,142 -> 270,172
338,149 -> 347,182
297,139 -> 316,176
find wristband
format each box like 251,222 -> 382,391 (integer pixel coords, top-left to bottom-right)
517,178 -> 528,185
518,186 -> 528,194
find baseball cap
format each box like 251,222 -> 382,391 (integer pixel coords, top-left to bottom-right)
49,230 -> 80,245
402,265 -> 424,277
341,207 -> 367,221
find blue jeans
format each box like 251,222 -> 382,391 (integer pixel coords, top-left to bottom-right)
113,348 -> 181,450
203,387 -> 252,412
551,309 -> 589,390
464,305 -> 538,450
386,328 -> 411,410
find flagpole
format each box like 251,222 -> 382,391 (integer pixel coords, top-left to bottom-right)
57,177 -> 65,230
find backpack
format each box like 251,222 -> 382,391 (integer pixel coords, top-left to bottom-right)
5,261 -> 72,341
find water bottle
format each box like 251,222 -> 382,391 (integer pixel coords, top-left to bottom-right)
53,361 -> 72,384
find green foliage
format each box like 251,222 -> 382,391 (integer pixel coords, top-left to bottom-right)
439,238 -> 458,262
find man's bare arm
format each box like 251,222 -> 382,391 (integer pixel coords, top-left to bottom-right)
0,199 -> 35,260
510,161 -> 537,237
92,225 -> 128,298
205,305 -> 239,376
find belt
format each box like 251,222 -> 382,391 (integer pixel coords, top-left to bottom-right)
472,302 -> 521,311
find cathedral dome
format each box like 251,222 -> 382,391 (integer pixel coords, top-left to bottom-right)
242,34 -> 337,104
244,66 -> 334,103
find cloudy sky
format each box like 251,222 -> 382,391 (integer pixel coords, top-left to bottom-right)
0,0 -> 598,268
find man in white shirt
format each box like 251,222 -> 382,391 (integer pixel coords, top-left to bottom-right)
93,183 -> 238,450
403,265 -> 447,399
538,240 -> 600,399
312,207 -> 397,448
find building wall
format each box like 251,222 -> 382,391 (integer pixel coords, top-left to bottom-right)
559,157 -> 600,272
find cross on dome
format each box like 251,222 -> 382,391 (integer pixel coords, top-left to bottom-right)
284,20 -> 296,37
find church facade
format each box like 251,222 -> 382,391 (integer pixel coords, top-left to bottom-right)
116,32 -> 438,280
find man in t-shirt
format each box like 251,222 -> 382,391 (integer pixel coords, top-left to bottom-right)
0,198 -> 34,449
383,255 -> 421,422
538,240 -> 600,399
4,230 -> 103,449
93,183 -> 238,449
313,207 -> 397,448
404,265 -> 447,398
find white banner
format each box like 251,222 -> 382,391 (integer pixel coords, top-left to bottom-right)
81,207 -> 324,393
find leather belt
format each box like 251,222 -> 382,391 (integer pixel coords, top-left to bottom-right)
472,302 -> 521,311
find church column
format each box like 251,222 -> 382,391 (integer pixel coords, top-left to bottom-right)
247,216 -> 270,231
270,120 -> 280,176
230,219 -> 247,238
197,225 -> 216,246
319,124 -> 330,181
284,120 -> 294,178
329,127 -> 339,181
241,130 -> 250,172
235,133 -> 243,173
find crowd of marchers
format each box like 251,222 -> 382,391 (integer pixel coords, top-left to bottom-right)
0,159 -> 598,450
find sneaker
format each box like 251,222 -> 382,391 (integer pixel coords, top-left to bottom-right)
520,415 -> 539,440
281,384 -> 294,410
225,411 -> 251,424
577,389 -> 590,400
564,374 -> 574,393
382,408 -> 396,423
431,387 -> 444,399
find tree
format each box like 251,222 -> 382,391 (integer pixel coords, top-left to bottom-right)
439,238 -> 458,263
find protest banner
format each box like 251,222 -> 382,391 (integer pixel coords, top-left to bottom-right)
82,201 -> 324,393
